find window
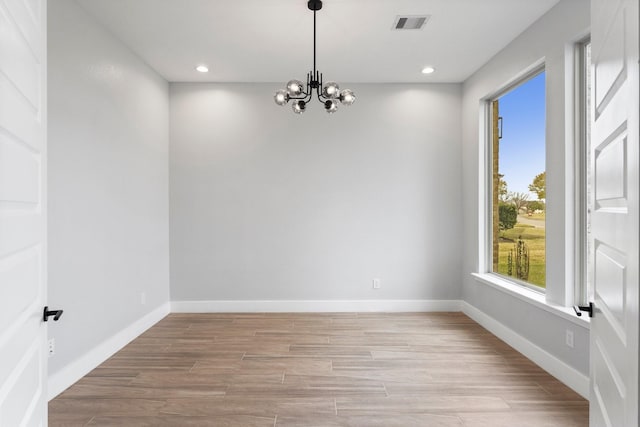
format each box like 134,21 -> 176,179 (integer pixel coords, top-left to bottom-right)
489,69 -> 546,290
576,38 -> 592,305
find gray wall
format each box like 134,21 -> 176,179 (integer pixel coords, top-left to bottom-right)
461,0 -> 590,375
48,0 -> 170,377
169,83 -> 463,302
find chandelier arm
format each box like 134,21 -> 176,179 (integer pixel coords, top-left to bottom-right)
316,82 -> 325,102
317,72 -> 324,101
302,86 -> 312,103
304,72 -> 314,103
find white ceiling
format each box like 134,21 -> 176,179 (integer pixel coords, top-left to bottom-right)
76,0 -> 560,83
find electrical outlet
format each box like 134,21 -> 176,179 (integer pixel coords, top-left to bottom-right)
48,338 -> 55,357
372,278 -> 381,289
140,292 -> 146,305
565,329 -> 574,348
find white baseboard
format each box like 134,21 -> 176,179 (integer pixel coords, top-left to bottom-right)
47,302 -> 170,401
171,299 -> 462,313
461,301 -> 589,399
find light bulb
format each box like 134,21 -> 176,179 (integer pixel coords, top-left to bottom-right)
292,100 -> 306,114
324,99 -> 339,114
286,80 -> 304,96
339,89 -> 355,106
322,81 -> 340,98
274,90 -> 289,106
195,65 -> 209,73
421,66 -> 435,74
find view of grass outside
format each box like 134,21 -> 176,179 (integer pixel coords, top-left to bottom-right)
496,220 -> 546,287
492,72 -> 546,288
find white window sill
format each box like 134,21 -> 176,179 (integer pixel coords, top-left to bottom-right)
471,273 -> 590,329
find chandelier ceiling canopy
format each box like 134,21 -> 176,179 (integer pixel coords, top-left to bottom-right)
274,0 -> 356,114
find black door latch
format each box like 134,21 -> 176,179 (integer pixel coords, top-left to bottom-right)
573,302 -> 594,318
43,306 -> 64,322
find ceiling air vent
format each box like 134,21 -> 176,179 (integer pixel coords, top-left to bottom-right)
393,15 -> 430,30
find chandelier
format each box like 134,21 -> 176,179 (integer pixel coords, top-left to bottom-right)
273,0 -> 356,114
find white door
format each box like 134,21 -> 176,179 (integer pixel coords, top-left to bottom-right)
0,0 -> 48,425
589,0 -> 640,425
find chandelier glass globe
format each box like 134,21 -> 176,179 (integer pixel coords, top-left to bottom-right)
322,82 -> 340,99
274,90 -> 289,106
339,89 -> 356,106
324,99 -> 339,113
286,80 -> 305,96
292,100 -> 306,114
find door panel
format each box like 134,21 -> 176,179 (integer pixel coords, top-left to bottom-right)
0,0 -> 47,425
0,135 -> 40,203
0,3 -> 40,107
590,0 -> 639,425
0,214 -> 41,257
593,8 -> 626,117
593,338 -> 624,427
0,248 -> 40,338
594,245 -> 625,331
594,128 -> 627,208
0,73 -> 41,149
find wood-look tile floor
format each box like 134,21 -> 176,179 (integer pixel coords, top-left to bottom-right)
49,313 -> 588,426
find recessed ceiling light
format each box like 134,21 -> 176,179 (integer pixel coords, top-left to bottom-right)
422,66 -> 435,74
195,65 -> 209,73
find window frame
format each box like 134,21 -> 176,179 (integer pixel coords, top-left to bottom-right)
574,37 -> 592,306
481,63 -> 547,293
